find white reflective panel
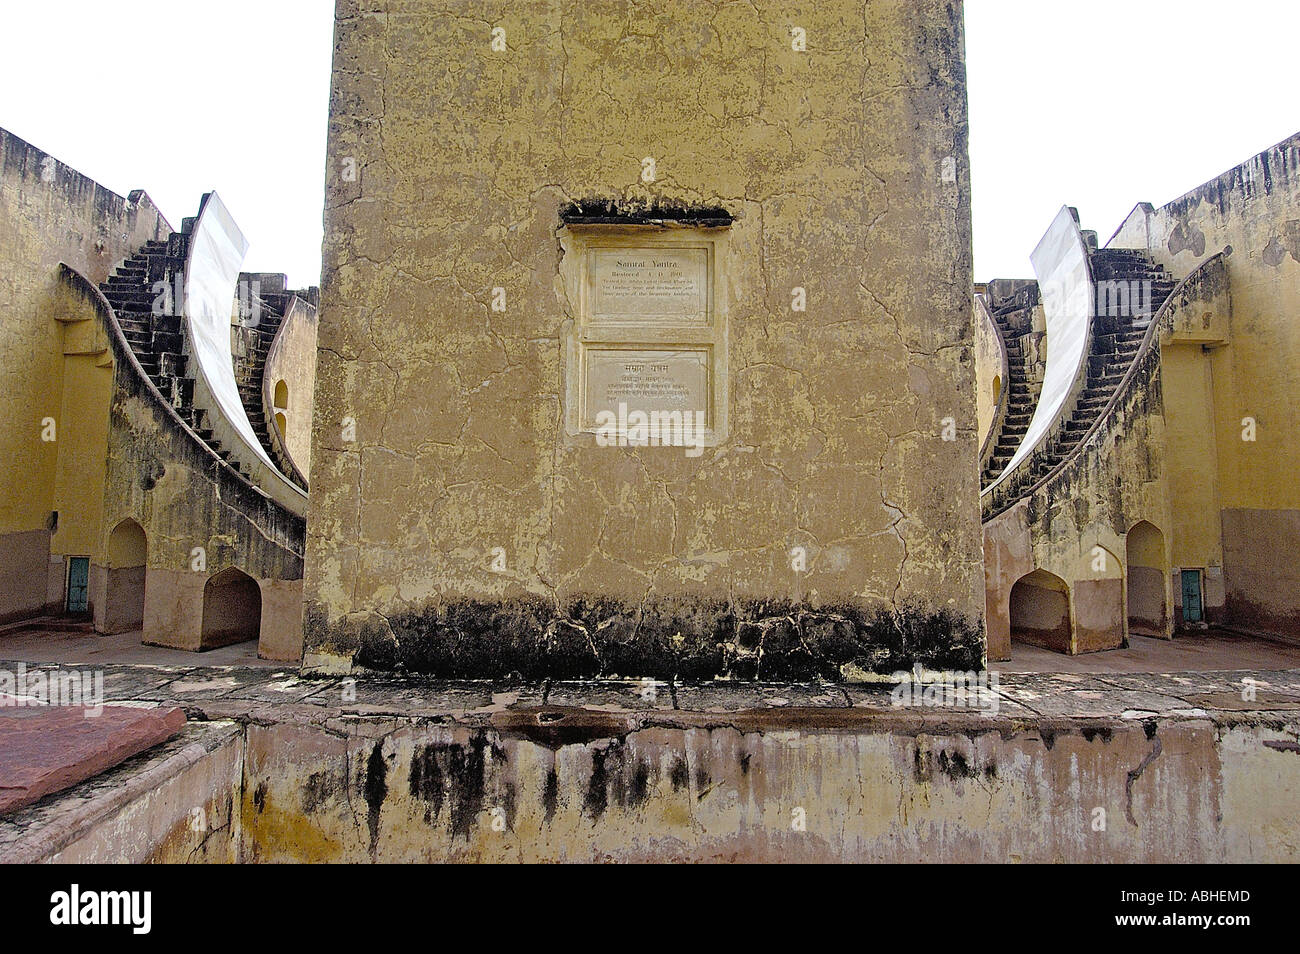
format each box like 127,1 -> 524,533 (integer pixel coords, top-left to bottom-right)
182,193 -> 289,482
985,205 -> 1092,492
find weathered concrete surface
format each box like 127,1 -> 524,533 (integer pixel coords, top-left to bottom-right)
0,124 -> 306,661
306,0 -> 985,677
1110,139 -> 1300,640
981,254 -> 1230,658
238,708 -> 1300,863
224,670 -> 1300,863
0,702 -> 185,815
263,293 -> 319,480
0,721 -> 242,863
4,659 -> 1298,863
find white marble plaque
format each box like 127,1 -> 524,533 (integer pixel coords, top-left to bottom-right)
584,349 -> 709,424
590,248 -> 708,323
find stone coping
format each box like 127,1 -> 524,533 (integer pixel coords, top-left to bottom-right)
3,659 -> 1297,734
0,722 -> 240,863
0,701 -> 186,816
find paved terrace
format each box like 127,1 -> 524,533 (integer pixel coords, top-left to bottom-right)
3,628 -> 1300,863
3,654 -> 1300,726
1,627 -> 1299,725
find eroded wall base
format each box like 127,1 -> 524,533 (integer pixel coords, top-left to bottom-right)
0,529 -> 55,623
6,693 -> 1299,863
307,597 -> 985,680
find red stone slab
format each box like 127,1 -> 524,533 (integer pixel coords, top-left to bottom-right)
0,698 -> 186,815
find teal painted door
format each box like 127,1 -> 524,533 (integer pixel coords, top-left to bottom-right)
66,557 -> 89,613
1180,569 -> 1203,623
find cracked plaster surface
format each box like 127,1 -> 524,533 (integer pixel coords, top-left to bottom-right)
305,0 -> 983,673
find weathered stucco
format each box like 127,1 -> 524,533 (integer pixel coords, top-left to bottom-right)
0,125 -> 308,661
981,258 -> 1229,658
978,133 -> 1300,658
9,672 -> 1300,864
263,293 -> 319,478
239,709 -> 1300,863
1110,135 -> 1300,640
973,291 -> 1005,453
305,0 -> 985,677
0,128 -> 170,623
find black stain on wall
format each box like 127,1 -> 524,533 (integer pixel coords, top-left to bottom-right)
543,767 -> 559,823
363,741 -> 387,857
300,770 -> 337,813
405,734 -> 505,840
328,594 -> 984,681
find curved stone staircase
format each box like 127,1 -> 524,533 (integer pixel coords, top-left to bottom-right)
980,283 -> 1041,489
982,248 -> 1177,517
98,227 -> 255,481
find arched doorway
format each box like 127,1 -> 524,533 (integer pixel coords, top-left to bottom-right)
1126,521 -> 1168,636
103,519 -> 146,633
1009,568 -> 1072,653
201,567 -> 262,649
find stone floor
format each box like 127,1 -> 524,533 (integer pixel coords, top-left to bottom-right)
3,654 -> 1299,725
1,624 -> 1299,732
1005,630 -> 1300,673
2,625 -> 1297,676
0,627 -> 277,668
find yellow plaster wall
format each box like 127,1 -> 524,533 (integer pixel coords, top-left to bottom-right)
1160,342 -> 1223,568
1110,134 -> 1300,632
305,0 -> 984,673
973,295 -> 1003,449
264,296 -> 318,478
1111,135 -> 1300,514
0,127 -> 169,618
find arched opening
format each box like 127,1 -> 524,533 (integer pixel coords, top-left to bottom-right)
273,379 -> 289,409
103,519 -> 147,634
1009,568 -> 1071,654
1126,521 -> 1168,636
275,412 -> 287,439
200,567 -> 262,649
992,374 -> 1002,406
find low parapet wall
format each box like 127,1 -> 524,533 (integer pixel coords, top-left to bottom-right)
3,665 -> 1299,863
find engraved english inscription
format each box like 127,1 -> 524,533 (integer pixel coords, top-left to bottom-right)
590,248 -> 708,323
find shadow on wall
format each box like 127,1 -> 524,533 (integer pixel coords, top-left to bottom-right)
201,567 -> 262,649
1009,568 -> 1071,653
101,519 -> 146,635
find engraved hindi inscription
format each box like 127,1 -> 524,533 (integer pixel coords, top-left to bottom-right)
584,349 -> 710,425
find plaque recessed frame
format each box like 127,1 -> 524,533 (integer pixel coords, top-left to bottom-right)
561,225 -> 729,447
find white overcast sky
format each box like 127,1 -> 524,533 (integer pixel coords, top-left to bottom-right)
1,1 -> 1297,287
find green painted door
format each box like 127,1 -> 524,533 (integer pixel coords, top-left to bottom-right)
1180,569 -> 1203,623
66,556 -> 89,614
